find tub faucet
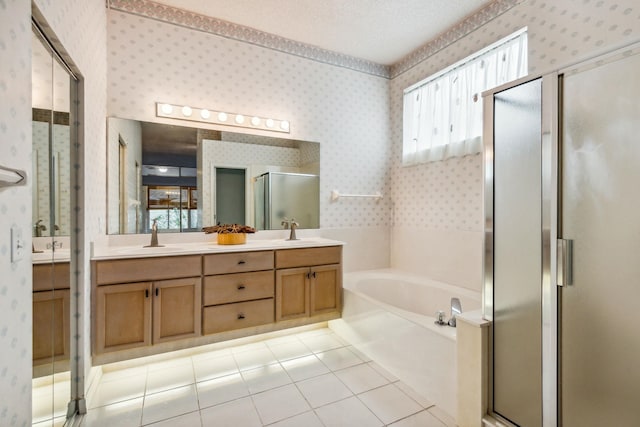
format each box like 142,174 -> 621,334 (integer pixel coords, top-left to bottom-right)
448,298 -> 462,327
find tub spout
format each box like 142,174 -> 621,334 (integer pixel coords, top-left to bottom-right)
448,298 -> 461,327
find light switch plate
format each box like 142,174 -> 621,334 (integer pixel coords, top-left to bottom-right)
11,226 -> 25,262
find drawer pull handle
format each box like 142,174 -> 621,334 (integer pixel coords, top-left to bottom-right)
237,285 -> 246,290
155,288 -> 159,297
312,271 -> 317,278
238,260 -> 246,265
237,313 -> 245,320
145,289 -> 149,298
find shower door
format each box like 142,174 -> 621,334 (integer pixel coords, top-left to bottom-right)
559,48 -> 640,426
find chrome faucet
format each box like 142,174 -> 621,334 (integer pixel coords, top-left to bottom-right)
145,219 -> 163,248
34,219 -> 47,237
448,297 -> 462,327
281,218 -> 300,241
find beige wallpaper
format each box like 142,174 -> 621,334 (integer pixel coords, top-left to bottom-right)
0,2 -> 33,425
388,0 -> 640,288
106,10 -> 392,230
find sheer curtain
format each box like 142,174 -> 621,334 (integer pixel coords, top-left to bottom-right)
403,30 -> 528,165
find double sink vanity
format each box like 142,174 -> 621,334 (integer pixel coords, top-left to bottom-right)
91,237 -> 343,365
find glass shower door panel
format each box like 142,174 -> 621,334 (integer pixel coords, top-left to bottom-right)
493,79 -> 542,427
561,51 -> 640,427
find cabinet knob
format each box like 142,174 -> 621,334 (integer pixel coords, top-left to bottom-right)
237,313 -> 245,320
237,260 -> 246,265
155,288 -> 159,297
145,289 -> 149,298
237,284 -> 246,290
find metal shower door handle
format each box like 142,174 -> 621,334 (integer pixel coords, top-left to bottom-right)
557,239 -> 573,287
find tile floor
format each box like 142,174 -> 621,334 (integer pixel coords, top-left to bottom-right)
77,327 -> 456,427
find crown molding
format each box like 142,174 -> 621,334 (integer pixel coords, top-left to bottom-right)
390,0 -> 522,78
107,0 -> 521,80
108,0 -> 390,78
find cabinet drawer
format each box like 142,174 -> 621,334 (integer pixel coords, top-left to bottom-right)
203,271 -> 274,306
203,251 -> 273,275
95,255 -> 201,285
33,262 -> 70,291
203,299 -> 274,335
275,246 -> 342,269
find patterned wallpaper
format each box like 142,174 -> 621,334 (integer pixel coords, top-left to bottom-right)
390,0 -> 640,233
107,10 -> 392,230
0,1 -> 33,426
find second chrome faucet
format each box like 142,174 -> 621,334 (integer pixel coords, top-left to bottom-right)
281,218 -> 300,241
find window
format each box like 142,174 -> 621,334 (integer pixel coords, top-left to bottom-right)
403,29 -> 528,165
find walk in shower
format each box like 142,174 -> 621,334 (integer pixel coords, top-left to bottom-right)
484,43 -> 640,426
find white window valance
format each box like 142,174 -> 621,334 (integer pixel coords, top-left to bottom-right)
403,30 -> 528,166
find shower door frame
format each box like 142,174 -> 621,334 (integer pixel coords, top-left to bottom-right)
482,72 -> 559,427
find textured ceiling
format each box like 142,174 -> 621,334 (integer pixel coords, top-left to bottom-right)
147,0 -> 491,65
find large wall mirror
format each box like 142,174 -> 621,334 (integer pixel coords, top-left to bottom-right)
107,118 -> 320,234
31,21 -> 76,425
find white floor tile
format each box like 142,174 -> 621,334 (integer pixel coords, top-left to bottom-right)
266,410 -> 324,427
141,384 -> 199,425
280,354 -> 330,382
389,409 -> 447,427
199,396 -> 262,427
300,333 -> 344,353
296,373 -> 352,408
267,341 -> 313,362
147,356 -> 193,373
294,328 -> 332,340
234,347 -> 278,371
334,363 -> 389,395
193,354 -> 238,382
347,345 -> 373,362
252,384 -> 311,425
196,372 -> 249,409
100,365 -> 149,383
317,347 -> 364,371
428,406 -> 457,427
190,347 -> 232,363
145,410 -> 202,427
231,341 -> 268,354
315,396 -> 383,427
89,373 -> 147,409
80,397 -> 143,427
241,363 -> 292,394
358,383 -> 422,425
146,361 -> 194,395
32,415 -> 66,427
263,334 -> 301,347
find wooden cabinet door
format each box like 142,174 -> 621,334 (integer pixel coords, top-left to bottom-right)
33,289 -> 70,365
153,277 -> 202,344
310,264 -> 342,316
275,267 -> 309,321
95,282 -> 152,353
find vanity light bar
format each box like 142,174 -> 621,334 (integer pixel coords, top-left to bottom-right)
156,102 -> 290,133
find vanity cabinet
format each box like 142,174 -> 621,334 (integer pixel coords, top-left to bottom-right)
33,263 -> 70,367
275,246 -> 342,321
93,256 -> 201,354
202,251 -> 275,335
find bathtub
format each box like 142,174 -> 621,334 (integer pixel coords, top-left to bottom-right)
329,269 -> 482,419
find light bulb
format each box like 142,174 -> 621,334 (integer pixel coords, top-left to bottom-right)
280,120 -> 290,131
235,114 -> 245,124
160,103 -> 173,114
265,118 -> 275,128
182,106 -> 192,117
200,109 -> 211,119
158,167 -> 168,173
251,117 -> 261,126
217,112 -> 228,122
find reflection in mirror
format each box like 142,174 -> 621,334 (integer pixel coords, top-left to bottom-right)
31,24 -> 74,426
107,118 -> 320,234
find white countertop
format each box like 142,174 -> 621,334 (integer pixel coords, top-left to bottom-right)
32,249 -> 71,265
91,237 -> 344,261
